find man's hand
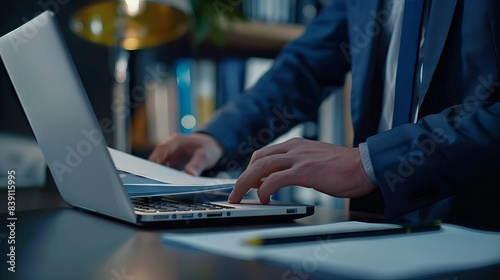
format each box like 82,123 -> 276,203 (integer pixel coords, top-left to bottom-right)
148,133 -> 223,176
228,138 -> 376,204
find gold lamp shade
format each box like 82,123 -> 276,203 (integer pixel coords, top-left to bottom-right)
70,0 -> 190,50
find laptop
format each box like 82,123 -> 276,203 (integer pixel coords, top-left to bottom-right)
0,11 -> 314,225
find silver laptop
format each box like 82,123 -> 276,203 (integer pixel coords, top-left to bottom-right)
0,11 -> 314,225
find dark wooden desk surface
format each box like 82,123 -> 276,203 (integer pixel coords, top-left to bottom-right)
1,188 -> 499,280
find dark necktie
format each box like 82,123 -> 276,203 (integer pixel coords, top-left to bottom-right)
392,0 -> 425,127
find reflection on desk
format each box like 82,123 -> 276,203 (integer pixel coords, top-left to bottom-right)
0,207 -> 348,280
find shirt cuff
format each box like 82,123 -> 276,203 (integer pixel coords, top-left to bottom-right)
359,142 -> 378,186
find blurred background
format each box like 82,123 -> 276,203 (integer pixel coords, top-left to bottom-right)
0,0 -> 352,209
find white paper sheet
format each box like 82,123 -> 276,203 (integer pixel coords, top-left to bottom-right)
124,185 -> 233,197
162,221 -> 500,279
119,172 -> 233,197
108,147 -> 236,186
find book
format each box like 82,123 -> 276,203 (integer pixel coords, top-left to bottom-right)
175,58 -> 197,134
145,63 -> 179,144
216,57 -> 246,108
243,0 -> 323,24
192,59 -> 217,125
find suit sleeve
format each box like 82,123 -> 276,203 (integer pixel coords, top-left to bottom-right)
198,0 -> 351,163
367,101 -> 500,218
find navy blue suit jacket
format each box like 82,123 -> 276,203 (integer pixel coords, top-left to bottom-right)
201,0 -> 500,230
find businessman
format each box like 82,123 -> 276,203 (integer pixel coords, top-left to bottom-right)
149,0 -> 500,230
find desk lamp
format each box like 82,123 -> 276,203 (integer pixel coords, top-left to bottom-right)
70,0 -> 192,152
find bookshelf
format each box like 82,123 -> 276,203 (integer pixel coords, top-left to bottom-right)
206,20 -> 305,58
130,0 -> 334,156
131,20 -> 306,152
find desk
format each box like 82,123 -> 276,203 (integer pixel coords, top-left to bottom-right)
0,188 -> 499,280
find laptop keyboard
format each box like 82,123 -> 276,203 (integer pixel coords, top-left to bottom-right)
131,197 -> 234,213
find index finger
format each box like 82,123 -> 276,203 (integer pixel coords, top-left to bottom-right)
228,155 -> 291,203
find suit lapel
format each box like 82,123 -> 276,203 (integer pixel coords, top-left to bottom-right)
419,0 -> 458,102
349,0 -> 384,139
354,0 -> 383,90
